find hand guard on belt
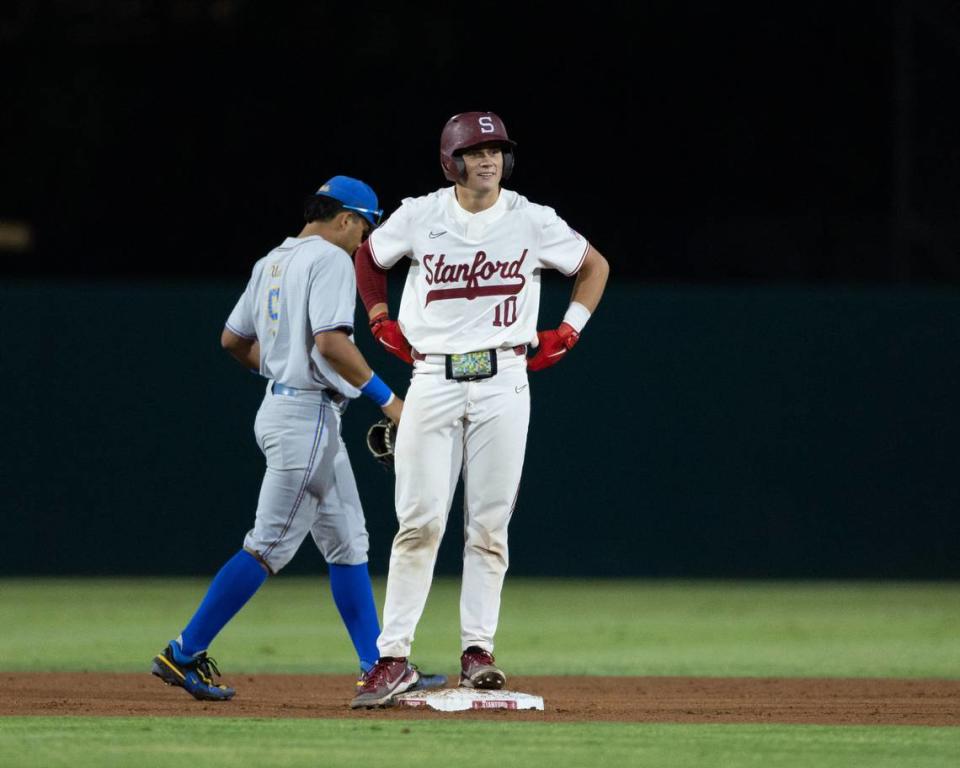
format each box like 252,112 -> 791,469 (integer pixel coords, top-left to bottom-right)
366,417 -> 398,470
370,312 -> 414,364
527,322 -> 580,372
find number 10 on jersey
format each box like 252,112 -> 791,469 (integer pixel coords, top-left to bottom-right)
492,296 -> 518,327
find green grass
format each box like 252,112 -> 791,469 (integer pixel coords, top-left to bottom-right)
0,718 -> 958,768
2,580 -> 958,767
1,578 -> 958,677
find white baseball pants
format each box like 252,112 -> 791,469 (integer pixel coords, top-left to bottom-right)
377,352 -> 530,658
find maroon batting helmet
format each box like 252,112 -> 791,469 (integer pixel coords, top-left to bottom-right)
440,111 -> 517,183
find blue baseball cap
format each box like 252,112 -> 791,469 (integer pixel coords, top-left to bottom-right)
314,176 -> 383,227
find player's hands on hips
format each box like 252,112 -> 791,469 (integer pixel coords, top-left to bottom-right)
381,396 -> 404,425
527,322 -> 580,372
370,312 -> 414,364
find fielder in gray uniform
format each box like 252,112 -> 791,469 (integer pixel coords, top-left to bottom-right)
151,176 -> 444,702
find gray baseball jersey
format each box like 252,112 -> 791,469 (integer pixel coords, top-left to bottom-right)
226,235 -> 368,573
226,235 -> 361,398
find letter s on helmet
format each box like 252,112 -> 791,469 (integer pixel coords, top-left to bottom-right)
440,111 -> 517,183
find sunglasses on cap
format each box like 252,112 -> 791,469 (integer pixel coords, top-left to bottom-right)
341,203 -> 384,227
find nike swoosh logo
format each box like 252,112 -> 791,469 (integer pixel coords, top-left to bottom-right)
428,230 -> 447,239
546,350 -> 566,358
515,384 -> 528,393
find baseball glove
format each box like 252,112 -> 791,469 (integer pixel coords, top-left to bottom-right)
366,417 -> 397,470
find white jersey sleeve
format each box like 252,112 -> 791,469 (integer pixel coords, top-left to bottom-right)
225,261 -> 263,339
369,200 -> 414,269
535,206 -> 590,276
308,254 -> 356,335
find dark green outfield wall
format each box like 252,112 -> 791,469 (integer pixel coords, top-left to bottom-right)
2,280 -> 958,577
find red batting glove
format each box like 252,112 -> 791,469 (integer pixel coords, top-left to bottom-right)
369,312 -> 414,364
527,322 -> 580,372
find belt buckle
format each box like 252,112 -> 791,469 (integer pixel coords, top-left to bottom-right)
445,350 -> 497,381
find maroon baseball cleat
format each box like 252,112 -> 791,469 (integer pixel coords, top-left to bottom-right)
459,646 -> 506,689
351,657 -> 422,708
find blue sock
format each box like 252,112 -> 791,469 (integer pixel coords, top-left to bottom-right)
329,562 -> 380,671
178,549 -> 268,657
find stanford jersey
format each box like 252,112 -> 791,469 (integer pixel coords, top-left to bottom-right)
368,187 -> 588,354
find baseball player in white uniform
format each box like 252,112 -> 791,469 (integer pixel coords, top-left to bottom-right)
150,176 -> 444,702
351,112 -> 610,707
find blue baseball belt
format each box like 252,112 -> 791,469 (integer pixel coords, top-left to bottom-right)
271,381 -> 344,403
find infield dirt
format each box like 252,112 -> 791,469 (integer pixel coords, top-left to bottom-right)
1,674 -> 958,726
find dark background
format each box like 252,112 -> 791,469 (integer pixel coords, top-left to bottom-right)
2,0 -> 959,283
1,1 -> 959,577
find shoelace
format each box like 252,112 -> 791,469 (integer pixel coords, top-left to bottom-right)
362,658 -> 409,689
464,648 -> 494,665
193,654 -> 223,683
